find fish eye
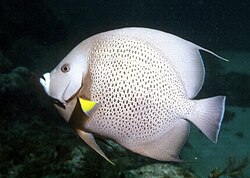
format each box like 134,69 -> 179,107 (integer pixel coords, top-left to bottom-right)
61,64 -> 70,73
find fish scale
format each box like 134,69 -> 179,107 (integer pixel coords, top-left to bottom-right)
40,27 -> 226,163
84,37 -> 194,148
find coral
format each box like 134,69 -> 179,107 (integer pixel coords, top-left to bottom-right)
0,53 -> 30,93
0,67 -> 29,93
122,163 -> 199,178
209,156 -> 249,178
0,64 -> 37,122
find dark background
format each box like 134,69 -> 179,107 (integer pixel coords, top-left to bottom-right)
1,0 -> 249,58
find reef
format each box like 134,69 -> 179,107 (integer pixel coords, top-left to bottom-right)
122,163 -> 199,178
209,156 -> 249,178
0,52 -> 41,121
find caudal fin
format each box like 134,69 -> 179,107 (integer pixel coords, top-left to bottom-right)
187,96 -> 226,143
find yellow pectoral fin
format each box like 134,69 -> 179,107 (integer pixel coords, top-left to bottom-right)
78,97 -> 99,117
75,129 -> 115,165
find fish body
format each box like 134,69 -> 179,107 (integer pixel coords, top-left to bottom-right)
40,27 -> 226,162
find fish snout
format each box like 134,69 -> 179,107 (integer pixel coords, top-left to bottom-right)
40,73 -> 50,95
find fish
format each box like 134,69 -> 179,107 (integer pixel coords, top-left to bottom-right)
40,27 -> 227,164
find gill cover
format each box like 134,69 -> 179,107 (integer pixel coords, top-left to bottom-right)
49,49 -> 88,103
62,73 -> 83,101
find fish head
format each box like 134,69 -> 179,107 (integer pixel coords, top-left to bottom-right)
40,50 -> 89,121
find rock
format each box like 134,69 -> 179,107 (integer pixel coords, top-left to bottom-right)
0,67 -> 29,94
12,66 -> 30,76
0,52 -> 30,94
122,163 -> 199,178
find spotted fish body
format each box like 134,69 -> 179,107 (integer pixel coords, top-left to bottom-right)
40,28 -> 226,162
85,37 -> 194,160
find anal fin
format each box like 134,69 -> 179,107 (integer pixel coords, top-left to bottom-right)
69,98 -> 113,164
131,119 -> 190,162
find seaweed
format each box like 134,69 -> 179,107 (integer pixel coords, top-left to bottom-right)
209,156 -> 249,178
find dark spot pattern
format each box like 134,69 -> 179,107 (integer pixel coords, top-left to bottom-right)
84,36 -> 195,147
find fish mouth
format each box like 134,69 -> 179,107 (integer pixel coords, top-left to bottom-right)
40,72 -> 80,109
40,73 -> 50,95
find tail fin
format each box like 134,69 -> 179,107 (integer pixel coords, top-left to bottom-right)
187,96 -> 226,143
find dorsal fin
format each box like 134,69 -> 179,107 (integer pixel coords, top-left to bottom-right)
93,27 -> 226,98
199,47 -> 228,62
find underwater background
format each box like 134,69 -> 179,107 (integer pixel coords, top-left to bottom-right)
0,0 -> 249,177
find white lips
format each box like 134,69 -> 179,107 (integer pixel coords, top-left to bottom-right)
40,73 -> 50,95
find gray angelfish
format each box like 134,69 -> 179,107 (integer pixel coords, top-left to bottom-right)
40,27 -> 227,164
